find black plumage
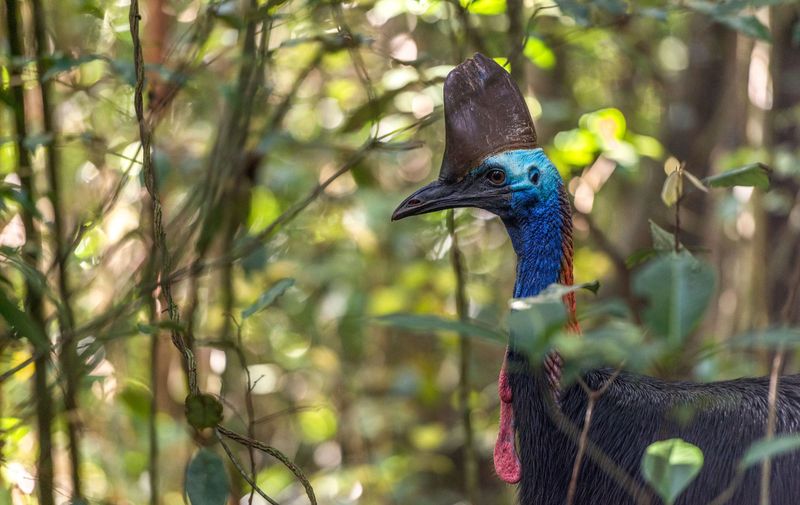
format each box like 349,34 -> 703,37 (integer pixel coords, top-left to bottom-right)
510,352 -> 800,505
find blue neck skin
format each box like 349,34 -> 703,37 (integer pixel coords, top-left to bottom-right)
464,149 -> 566,299
479,149 -> 565,299
504,200 -> 564,299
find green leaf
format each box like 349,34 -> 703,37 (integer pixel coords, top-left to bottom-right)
0,246 -> 48,291
576,298 -> 633,321
684,170 -> 708,193
119,381 -> 152,420
642,439 -> 704,505
460,0 -> 506,15
687,1 -> 772,41
507,282 -> 599,357
555,0 -> 590,25
740,435 -> 800,469
523,38 -> 556,69
556,321 -> 652,380
247,187 -> 280,234
185,449 -> 230,505
718,15 -> 771,41
594,0 -> 627,16
78,0 -> 104,19
661,171 -> 682,207
649,220 -> 679,253
376,314 -> 506,343
514,281 -> 600,303
0,183 -> 41,218
703,163 -> 771,189
185,393 -> 224,429
241,278 -> 295,319
626,248 -> 658,268
0,286 -> 47,348
508,300 -> 567,359
632,252 -> 715,344
41,54 -> 106,81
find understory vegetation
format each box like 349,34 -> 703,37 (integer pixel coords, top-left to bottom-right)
0,0 -> 799,504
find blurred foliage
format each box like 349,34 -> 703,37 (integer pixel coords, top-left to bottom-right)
1,0 -> 799,504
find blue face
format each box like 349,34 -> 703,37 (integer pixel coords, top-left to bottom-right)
467,148 -> 563,222
392,147 -> 564,222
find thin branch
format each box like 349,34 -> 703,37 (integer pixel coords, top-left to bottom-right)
253,405 -> 320,425
332,4 -> 377,134
565,369 -> 624,505
167,132 -> 425,286
760,349 -> 783,505
230,318 -> 258,505
217,430 -> 280,505
0,355 -> 36,383
264,48 -> 323,133
217,426 -> 317,505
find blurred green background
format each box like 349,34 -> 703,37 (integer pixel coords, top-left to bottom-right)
1,0 -> 799,504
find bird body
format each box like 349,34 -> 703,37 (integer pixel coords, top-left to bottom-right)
393,54 -> 800,505
512,365 -> 800,505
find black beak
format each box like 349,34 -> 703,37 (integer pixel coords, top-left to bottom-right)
391,179 -> 509,221
392,181 -> 460,221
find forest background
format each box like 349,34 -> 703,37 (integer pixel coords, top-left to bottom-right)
1,0 -> 799,504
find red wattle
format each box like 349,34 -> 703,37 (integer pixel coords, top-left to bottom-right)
494,399 -> 521,483
494,360 -> 520,483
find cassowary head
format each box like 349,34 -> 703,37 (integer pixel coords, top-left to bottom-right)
392,54 -> 564,225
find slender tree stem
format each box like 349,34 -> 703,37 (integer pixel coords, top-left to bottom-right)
675,194 -> 681,253
29,0 -> 83,497
566,396 -> 595,505
448,0 -> 487,54
5,1 -> 54,503
148,291 -> 160,505
506,0 -> 525,84
447,210 -> 478,504
129,0 -> 195,393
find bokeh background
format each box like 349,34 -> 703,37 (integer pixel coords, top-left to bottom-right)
1,0 -> 799,504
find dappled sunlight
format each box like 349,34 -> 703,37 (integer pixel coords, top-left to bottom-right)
1,1 -> 798,504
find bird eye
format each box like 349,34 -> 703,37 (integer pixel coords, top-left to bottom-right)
530,169 -> 541,185
487,169 -> 506,186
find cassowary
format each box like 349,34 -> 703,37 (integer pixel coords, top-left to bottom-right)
392,53 -> 800,505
